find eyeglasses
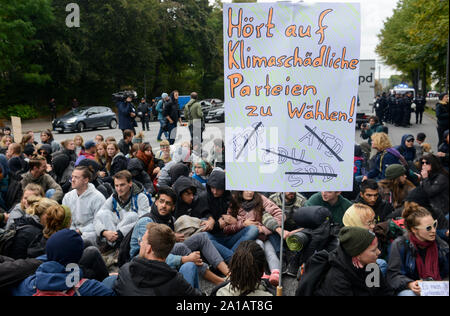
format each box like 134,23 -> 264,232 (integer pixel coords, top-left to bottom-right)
416,220 -> 438,232
366,219 -> 377,226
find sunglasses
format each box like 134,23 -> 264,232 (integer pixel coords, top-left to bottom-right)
416,220 -> 438,232
421,161 -> 431,165
406,139 -> 414,142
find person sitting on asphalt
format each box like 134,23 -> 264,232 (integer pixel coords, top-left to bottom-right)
354,179 -> 395,223
94,170 -> 150,252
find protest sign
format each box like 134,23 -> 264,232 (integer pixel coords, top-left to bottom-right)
418,281 -> 449,297
224,2 -> 361,192
11,116 -> 23,144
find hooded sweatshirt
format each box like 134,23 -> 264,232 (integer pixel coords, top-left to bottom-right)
12,261 -> 115,296
172,176 -> 209,220
21,172 -> 63,202
395,134 -> 416,162
94,182 -> 150,243
62,183 -> 106,244
199,169 -> 231,235
114,256 -> 202,296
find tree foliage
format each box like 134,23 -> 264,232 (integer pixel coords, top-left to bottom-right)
376,0 -> 449,92
0,0 -> 225,117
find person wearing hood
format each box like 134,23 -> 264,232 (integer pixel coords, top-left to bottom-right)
314,226 -> 394,296
172,176 -> 209,220
354,179 -> 395,223
157,146 -> 198,188
11,229 -> 115,296
113,222 -> 202,296
128,186 -> 229,286
94,170 -> 150,250
50,151 -> 73,194
21,155 -> 63,202
62,166 -> 106,246
127,157 -> 155,194
395,134 -> 417,167
162,90 -> 183,145
36,143 -> 53,165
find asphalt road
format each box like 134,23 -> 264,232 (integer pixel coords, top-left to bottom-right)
14,112 -> 439,296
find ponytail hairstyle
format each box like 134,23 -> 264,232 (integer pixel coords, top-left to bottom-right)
43,204 -> 71,239
402,201 -> 432,232
26,197 -> 58,218
229,240 -> 266,296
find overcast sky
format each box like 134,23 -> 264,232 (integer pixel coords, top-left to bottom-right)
219,0 -> 400,79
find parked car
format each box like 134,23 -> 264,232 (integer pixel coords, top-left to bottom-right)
201,100 -> 223,116
205,104 -> 224,123
52,106 -> 117,133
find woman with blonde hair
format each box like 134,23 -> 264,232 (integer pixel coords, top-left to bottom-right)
363,132 -> 406,181
73,135 -> 84,156
3,197 -> 71,259
5,183 -> 45,230
343,203 -> 388,274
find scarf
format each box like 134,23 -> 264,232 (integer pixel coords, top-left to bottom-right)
150,203 -> 175,231
409,233 -> 441,281
241,199 -> 258,212
136,150 -> 155,178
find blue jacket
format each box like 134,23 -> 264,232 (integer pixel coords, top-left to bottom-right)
11,261 -> 115,296
395,134 -> 416,162
367,149 -> 401,180
156,100 -> 165,121
117,101 -> 135,130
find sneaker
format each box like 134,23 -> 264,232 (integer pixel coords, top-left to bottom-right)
286,262 -> 299,277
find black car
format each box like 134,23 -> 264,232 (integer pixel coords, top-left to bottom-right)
205,104 -> 224,123
52,106 -> 118,133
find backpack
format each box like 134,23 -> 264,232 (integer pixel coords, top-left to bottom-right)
33,278 -> 88,296
0,225 -> 31,256
295,249 -> 331,296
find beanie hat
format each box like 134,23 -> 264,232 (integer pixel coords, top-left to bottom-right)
338,226 -> 376,257
385,164 -> 405,180
46,229 -> 84,266
161,93 -> 168,99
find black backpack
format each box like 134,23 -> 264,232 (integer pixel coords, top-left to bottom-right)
0,225 -> 31,256
295,249 -> 331,296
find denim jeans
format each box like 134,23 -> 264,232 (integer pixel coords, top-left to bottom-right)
157,119 -> 169,140
376,258 -> 387,276
398,289 -> 418,296
167,122 -> 177,145
207,225 -> 259,263
179,262 -> 200,289
45,189 -> 56,199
